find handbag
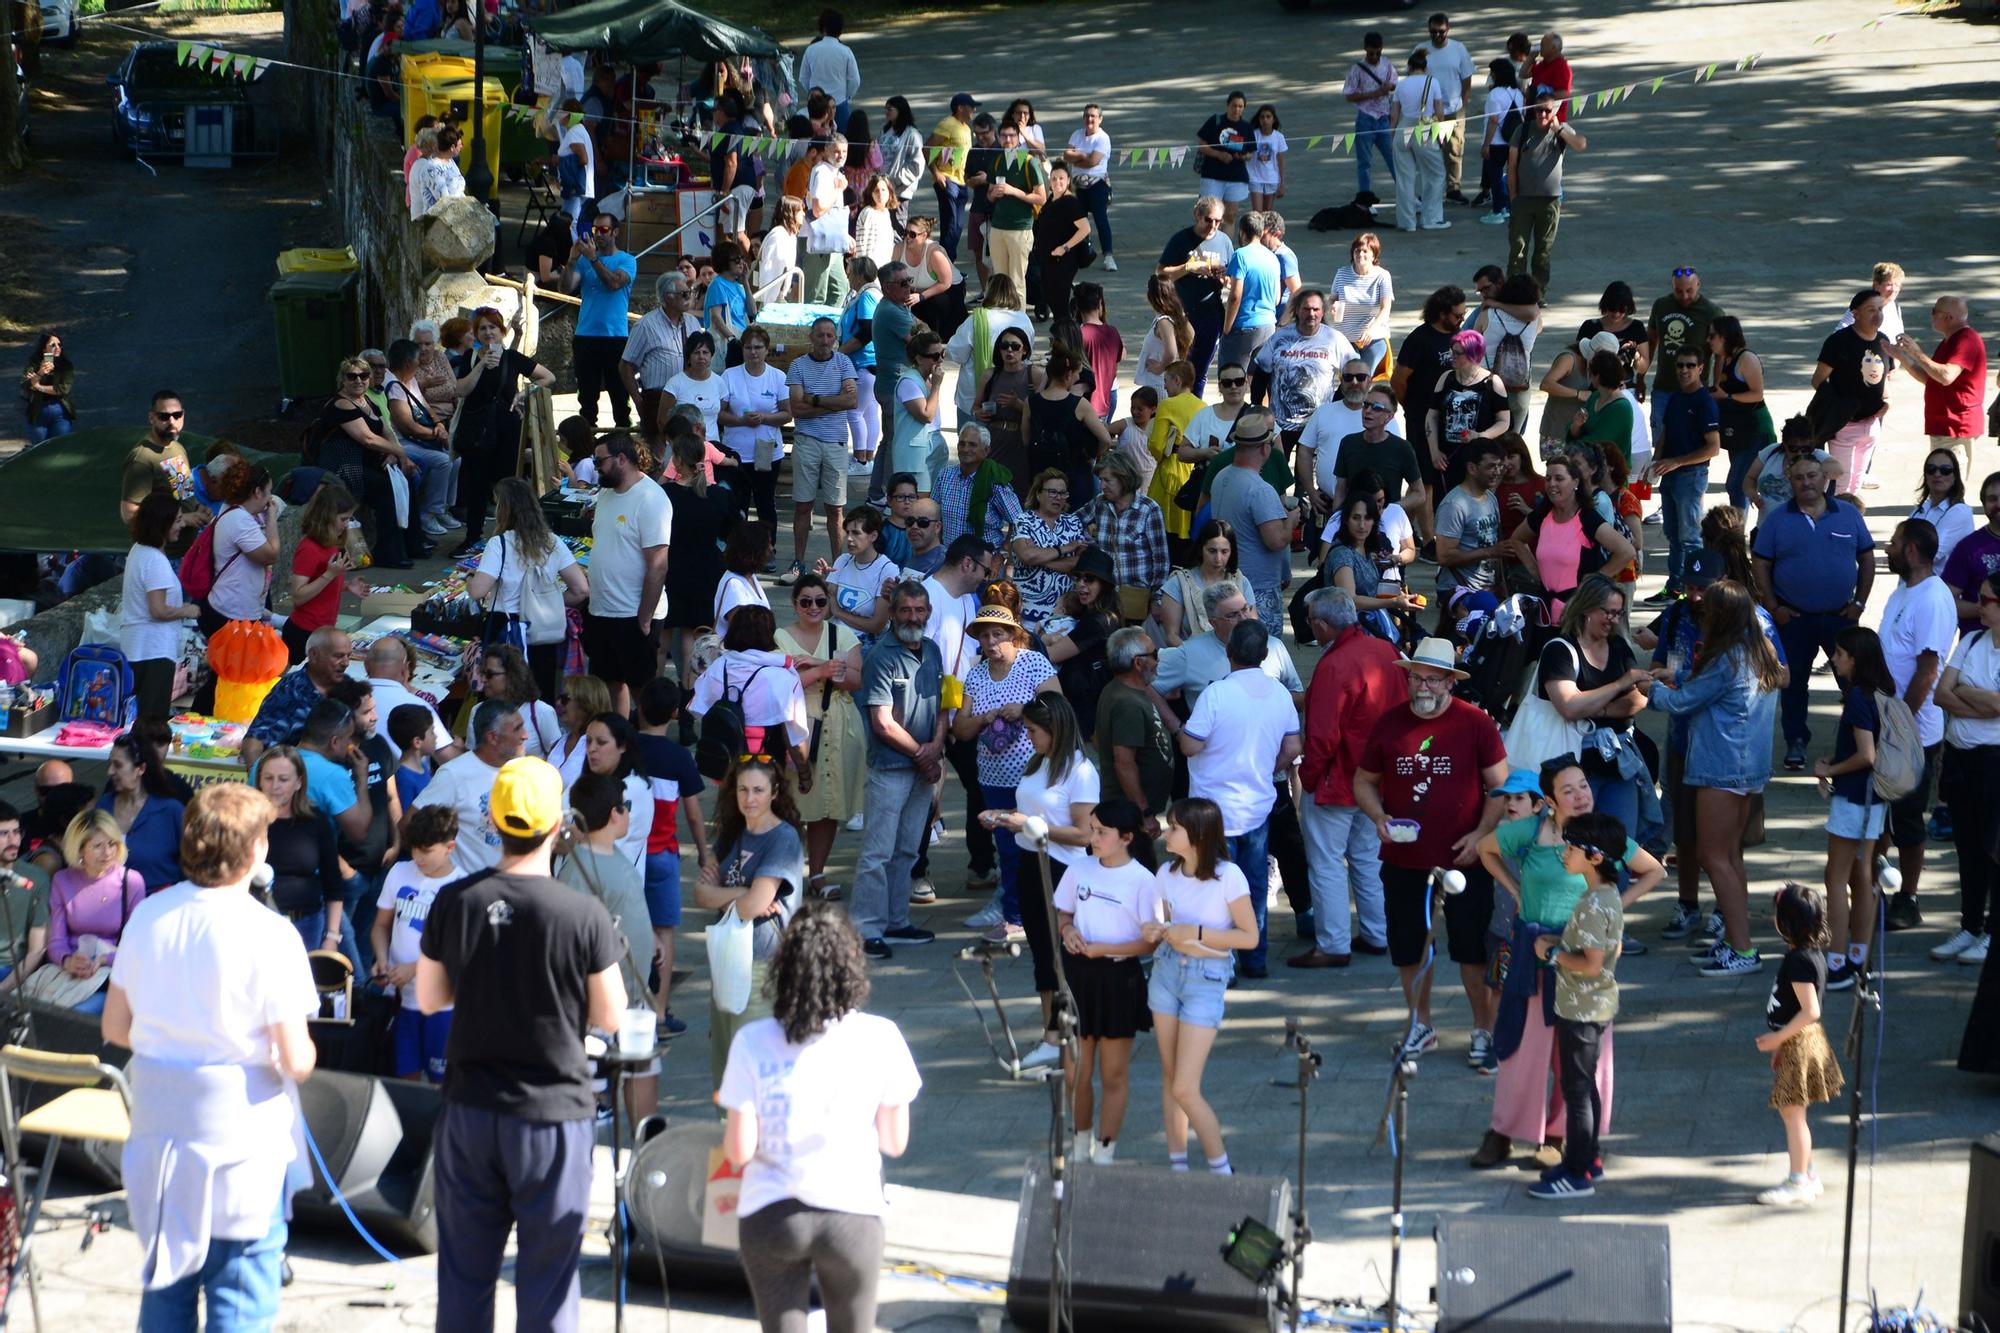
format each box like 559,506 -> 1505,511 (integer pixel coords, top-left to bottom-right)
805,205 -> 849,255
478,536 -> 531,653
1070,236 -> 1098,270
806,622 -> 840,767
1503,639 -> 1587,769
706,902 -> 755,1016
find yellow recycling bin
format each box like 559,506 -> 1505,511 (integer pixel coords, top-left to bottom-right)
276,247 -> 360,276
400,52 -> 475,143
418,74 -> 505,189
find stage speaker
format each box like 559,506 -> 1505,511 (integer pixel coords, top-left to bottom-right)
1435,1215 -> 1671,1332
1006,1155 -> 1288,1332
622,1117 -> 752,1289
10,1000 -> 129,1187
293,1070 -> 441,1254
1963,1133 -> 2000,1331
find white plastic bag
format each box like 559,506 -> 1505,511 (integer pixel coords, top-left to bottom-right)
706,903 -> 754,1016
387,464 -> 411,528
80,607 -> 120,647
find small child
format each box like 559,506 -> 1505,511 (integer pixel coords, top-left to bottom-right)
1111,387 -> 1159,495
388,704 -> 436,810
634,678 -> 708,1036
1247,104 -> 1287,213
371,806 -> 458,1084
1483,769 -> 1546,997
1756,882 -> 1845,1206
1528,810 -> 1626,1201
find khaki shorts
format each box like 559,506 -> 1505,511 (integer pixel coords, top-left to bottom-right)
791,433 -> 849,508
714,185 -> 756,233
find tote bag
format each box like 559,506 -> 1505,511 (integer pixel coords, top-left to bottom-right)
519,540 -> 571,646
706,903 -> 755,1015
1503,638 -> 1587,769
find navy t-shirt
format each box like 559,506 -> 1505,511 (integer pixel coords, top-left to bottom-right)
1830,685 -> 1878,805
1657,389 -> 1720,460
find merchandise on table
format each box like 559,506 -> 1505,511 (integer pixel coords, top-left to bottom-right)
167,713 -> 248,760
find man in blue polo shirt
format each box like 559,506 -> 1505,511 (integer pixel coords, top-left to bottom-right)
1751,452 -> 1876,771
1642,350 -> 1721,606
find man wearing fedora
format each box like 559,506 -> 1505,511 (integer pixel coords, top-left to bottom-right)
1353,637 -> 1509,1060
1207,406 -> 1299,634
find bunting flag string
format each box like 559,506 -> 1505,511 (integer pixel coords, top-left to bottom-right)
173,39 -> 272,81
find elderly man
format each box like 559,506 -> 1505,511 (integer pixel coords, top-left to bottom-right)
1097,626 -> 1175,829
1077,451 -> 1169,607
242,627 -> 354,765
1354,637 -> 1510,1059
1293,587 -> 1405,967
784,317 -> 860,582
1180,619 -> 1302,979
904,497 -> 948,577
619,272 -> 704,441
1753,451 -> 1876,771
934,422 -> 1021,549
1208,407 -> 1297,633
413,700 -> 529,877
365,637 -> 462,763
852,581 -> 946,961
1893,295 -> 1988,478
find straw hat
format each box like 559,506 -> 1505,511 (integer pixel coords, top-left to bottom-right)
1396,637 -> 1469,680
965,604 -> 1024,636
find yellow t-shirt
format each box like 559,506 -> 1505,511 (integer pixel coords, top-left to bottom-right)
1145,390 -> 1208,539
929,115 -> 971,184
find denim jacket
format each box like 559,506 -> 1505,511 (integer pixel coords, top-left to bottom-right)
1646,646 -> 1776,790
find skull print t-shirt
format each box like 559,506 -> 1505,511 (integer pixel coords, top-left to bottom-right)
1356,697 -> 1509,871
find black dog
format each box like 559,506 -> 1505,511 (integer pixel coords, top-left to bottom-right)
1308,191 -> 1381,232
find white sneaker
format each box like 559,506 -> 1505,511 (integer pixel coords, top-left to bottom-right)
932,818 -> 947,843
1022,1040 -> 1062,1070
1101,254 -> 1119,272
421,513 -> 454,538
1072,1130 -> 1096,1160
1932,928 -> 1982,961
1758,1173 -> 1822,1206
908,878 -> 937,905
1400,1022 -> 1437,1058
846,812 -> 865,832
1962,934 -> 1991,965
1090,1141 -> 1117,1166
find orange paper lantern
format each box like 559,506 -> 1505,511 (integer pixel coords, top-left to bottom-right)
207,619 -> 289,684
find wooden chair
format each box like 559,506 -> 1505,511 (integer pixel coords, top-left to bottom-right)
0,1044 -> 133,1330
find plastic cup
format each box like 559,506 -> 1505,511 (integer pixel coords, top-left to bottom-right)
1386,818 -> 1421,845
618,1006 -> 657,1058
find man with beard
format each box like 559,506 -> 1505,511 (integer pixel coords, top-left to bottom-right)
1646,267 -> 1725,434
1257,290 -> 1356,459
1299,357 -> 1401,555
122,390 -> 212,555
1353,638 -> 1509,1060
1876,519 -> 1957,932
1941,470 -> 2000,635
851,581 -> 946,961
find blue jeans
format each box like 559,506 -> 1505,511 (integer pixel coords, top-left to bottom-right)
851,764 -> 931,939
933,179 -> 968,260
982,783 -> 1022,924
404,443 -> 452,522
1724,447 -> 1758,514
1658,462 -> 1708,590
1586,773 -> 1640,847
1075,176 -> 1113,255
25,402 -> 72,445
138,1198 -> 286,1332
1485,144 -> 1510,212
1227,822 -> 1272,973
290,909 -> 326,954
1354,112 -> 1395,193
1776,609 -> 1847,746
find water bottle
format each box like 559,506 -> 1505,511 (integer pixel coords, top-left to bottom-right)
0,680 -> 15,734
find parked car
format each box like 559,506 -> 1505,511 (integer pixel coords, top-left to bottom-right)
108,40 -> 254,156
39,0 -> 77,48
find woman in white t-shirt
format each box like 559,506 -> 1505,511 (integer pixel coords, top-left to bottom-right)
721,904 -> 920,1333
754,197 -> 805,303
979,694 -> 1099,1072
1051,798 -> 1157,1165
1388,49 -> 1449,232
465,479 -> 589,698
1247,104 -> 1287,213
202,460 -> 280,635
720,325 -> 791,486
121,492 -> 201,722
547,673 -> 612,785
662,331 -> 725,442
1911,446 -> 1976,571
714,522 -> 774,629
817,507 -> 898,643
1329,232 -> 1395,374
1935,568 -> 2000,960
1142,797 -> 1259,1175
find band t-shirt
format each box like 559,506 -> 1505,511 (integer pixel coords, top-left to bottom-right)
1196,113 -> 1251,183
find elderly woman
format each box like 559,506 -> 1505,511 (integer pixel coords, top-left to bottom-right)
1078,450 -> 1170,605
469,642 -> 564,758
449,307 -> 555,551
1330,232 -> 1395,373
121,492 -> 202,722
312,356 -> 420,567
96,732 -> 184,894
803,135 -> 854,306
1011,469 -> 1089,632
1472,760 -> 1663,1168
953,602 -> 1061,939
689,605 -> 814,789
254,746 -> 345,953
776,575 -> 866,898
35,809 -> 148,1013
1161,518 -> 1255,646
105,785 -> 316,1327
548,673 -> 613,784
410,320 -> 460,425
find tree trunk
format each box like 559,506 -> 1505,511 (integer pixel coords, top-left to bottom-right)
0,0 -> 23,175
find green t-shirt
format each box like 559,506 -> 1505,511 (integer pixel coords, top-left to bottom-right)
1495,814 -> 1639,926
991,155 -> 1046,232
1574,391 -> 1636,467
1554,883 -> 1623,1024
1093,678 -> 1173,815
122,440 -> 196,507
0,862 -> 50,969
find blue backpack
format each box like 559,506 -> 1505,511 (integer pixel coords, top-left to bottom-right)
56,643 -> 135,728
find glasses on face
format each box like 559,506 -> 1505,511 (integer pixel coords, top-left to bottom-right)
482,666 -> 508,678
917,351 -> 943,362
1341,372 -> 1370,383
1927,463 -> 1958,476
592,226 -> 615,236
1673,266 -> 1698,279
796,595 -> 829,608
1409,675 -> 1453,691
343,371 -> 368,381
1219,376 -> 1248,388
154,410 -> 185,420
1042,489 -> 1069,500
891,491 -> 918,504
1677,361 -> 1702,371
911,517 -> 938,528
557,693 -> 572,705
1363,401 -> 1392,414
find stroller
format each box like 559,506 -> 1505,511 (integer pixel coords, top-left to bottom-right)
1448,588 -> 1546,727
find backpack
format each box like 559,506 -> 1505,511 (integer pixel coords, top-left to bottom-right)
177,506 -> 242,604
696,663 -> 770,781
55,643 -> 134,728
1869,690 -> 1923,802
1492,316 -> 1531,393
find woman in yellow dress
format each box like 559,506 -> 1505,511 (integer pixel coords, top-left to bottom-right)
774,573 -> 866,900
1143,359 -> 1210,567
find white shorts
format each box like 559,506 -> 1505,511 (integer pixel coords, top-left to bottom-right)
791,433 -> 849,508
714,185 -> 756,233
1198,178 -> 1250,204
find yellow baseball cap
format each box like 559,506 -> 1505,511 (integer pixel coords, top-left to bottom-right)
489,757 -> 564,838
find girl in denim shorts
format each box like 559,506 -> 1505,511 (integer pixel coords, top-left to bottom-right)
1139,798 -> 1259,1175
1814,626 -> 1894,992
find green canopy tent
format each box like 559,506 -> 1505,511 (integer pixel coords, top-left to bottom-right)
526,0 -> 782,65
0,431 -> 297,555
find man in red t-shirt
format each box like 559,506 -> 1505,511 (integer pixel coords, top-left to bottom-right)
1354,637 -> 1510,1061
1528,33 -> 1573,123
1892,295 -> 1988,476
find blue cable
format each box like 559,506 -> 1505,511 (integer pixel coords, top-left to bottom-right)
300,1116 -> 413,1272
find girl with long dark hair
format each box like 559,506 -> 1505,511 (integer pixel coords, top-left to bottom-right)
580,711 -> 653,869
20,332 -> 74,443
1815,626 -> 1897,990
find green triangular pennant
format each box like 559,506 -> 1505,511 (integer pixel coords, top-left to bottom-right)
1305,135 -> 1323,150
175,40 -> 190,64
1650,76 -> 1665,94
1341,132 -> 1354,152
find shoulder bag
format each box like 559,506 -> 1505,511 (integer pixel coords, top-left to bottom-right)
806,622 -> 841,767
1503,637 -> 1587,770
478,536 -> 530,654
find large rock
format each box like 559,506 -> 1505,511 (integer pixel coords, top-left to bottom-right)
420,195 -> 497,272
419,271 -> 541,360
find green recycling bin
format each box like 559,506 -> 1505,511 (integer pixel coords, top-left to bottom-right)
268,269 -> 361,404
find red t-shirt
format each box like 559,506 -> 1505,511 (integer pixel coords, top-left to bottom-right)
1925,325 -> 1989,438
290,537 -> 344,633
1080,322 -> 1126,419
1357,696 -> 1507,869
1529,56 -> 1573,121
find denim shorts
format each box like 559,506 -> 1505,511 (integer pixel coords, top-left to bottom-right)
1826,794 -> 1886,841
1147,949 -> 1233,1030
645,849 -> 683,928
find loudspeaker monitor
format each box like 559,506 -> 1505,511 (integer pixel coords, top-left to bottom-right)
622,1116 -> 753,1288
1435,1215 -> 1671,1332
1006,1155 -> 1287,1332
1963,1132 -> 2000,1331
293,1070 -> 441,1254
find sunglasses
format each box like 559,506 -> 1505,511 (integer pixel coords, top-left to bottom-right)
616,800 -> 633,814
911,517 -> 938,528
343,371 -> 368,381
1676,362 -> 1702,370
1341,372 -> 1370,382
154,410 -> 185,420
795,596 -> 829,608
1927,463 -> 1958,475
557,693 -> 572,705
1363,401 -> 1392,413
592,227 -> 616,236
1673,267 -> 1698,279
737,753 -> 776,766
1218,376 -> 1248,388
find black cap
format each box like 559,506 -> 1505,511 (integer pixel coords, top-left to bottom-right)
1684,548 -> 1726,589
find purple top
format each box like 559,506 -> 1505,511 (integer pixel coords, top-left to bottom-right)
48,865 -> 143,965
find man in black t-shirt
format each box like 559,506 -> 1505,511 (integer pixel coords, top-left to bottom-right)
419,757 -> 624,1333
1156,198 -> 1233,392
962,114 -> 1000,286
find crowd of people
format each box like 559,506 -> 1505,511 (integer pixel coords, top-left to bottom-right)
17,3 -> 1998,1329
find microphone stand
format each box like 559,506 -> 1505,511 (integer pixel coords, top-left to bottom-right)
1033,823 -> 1081,1333
1273,1017 -> 1320,1333
1373,869 -> 1451,1333
1837,867 -> 1892,1333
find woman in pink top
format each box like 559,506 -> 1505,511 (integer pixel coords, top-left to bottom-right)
1508,456 -> 1634,620
45,810 -> 145,1015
